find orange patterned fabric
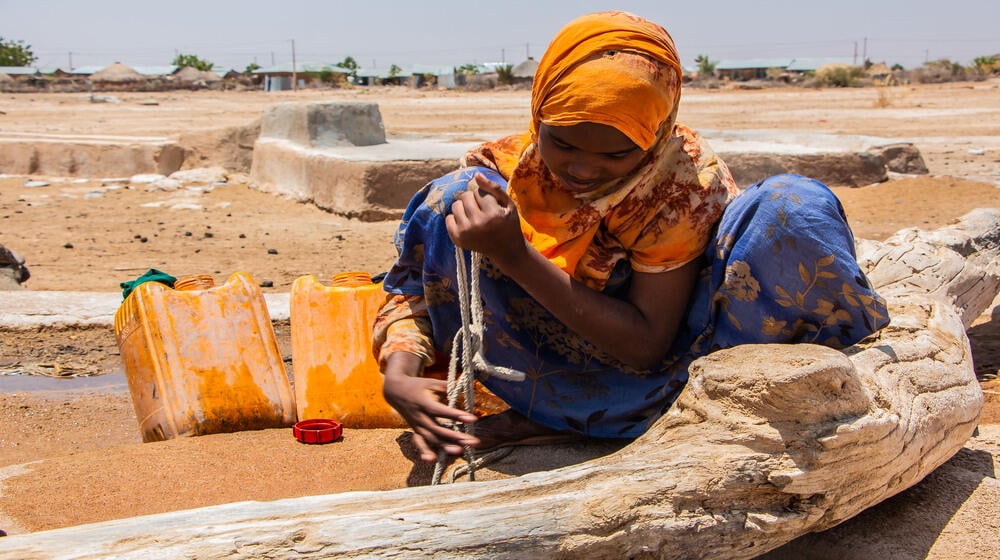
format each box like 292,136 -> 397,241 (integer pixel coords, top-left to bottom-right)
371,294 -> 434,370
464,11 -> 738,290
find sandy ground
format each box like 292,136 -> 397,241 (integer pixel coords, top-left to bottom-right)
1,81 -> 999,557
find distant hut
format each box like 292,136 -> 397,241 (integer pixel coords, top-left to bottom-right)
511,57 -> 538,85
865,62 -> 894,84
0,73 -> 12,83
173,65 -> 203,82
90,62 -> 144,83
173,66 -> 222,88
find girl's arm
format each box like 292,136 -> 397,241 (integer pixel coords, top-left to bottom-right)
447,174 -> 699,370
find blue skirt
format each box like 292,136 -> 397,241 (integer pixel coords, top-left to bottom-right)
383,169 -> 889,437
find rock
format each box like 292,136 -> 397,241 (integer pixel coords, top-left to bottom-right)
169,167 -> 229,184
868,143 -> 929,174
130,173 -> 166,185
22,180 -> 49,188
89,95 -> 121,104
721,152 -> 889,188
0,244 -> 30,289
145,177 -> 183,192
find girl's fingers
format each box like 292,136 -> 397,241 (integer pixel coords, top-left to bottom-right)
473,173 -> 511,206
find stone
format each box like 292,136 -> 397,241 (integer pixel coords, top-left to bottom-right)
169,167 -> 229,184
0,244 -> 29,289
720,152 -> 889,187
868,142 -> 929,174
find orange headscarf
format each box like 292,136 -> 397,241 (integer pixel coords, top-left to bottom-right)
464,11 -> 737,290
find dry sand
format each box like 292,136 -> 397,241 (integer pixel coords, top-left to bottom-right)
1,81 -> 999,557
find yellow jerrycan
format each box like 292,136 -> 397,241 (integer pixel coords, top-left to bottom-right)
290,272 -> 407,428
114,272 -> 296,442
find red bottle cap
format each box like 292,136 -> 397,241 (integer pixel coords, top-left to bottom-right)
293,418 -> 343,444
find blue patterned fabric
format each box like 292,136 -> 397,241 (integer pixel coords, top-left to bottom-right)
383,169 -> 889,437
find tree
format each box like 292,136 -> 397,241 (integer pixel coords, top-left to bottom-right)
388,64 -> 402,78
694,54 -> 716,78
973,55 -> 998,75
456,63 -> 480,76
172,53 -> 214,71
496,63 -> 514,85
336,56 -> 358,79
0,36 -> 36,67
243,62 -> 260,75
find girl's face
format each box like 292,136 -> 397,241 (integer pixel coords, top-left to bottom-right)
536,122 -> 650,194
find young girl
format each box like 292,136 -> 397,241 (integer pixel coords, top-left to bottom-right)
373,11 -> 888,462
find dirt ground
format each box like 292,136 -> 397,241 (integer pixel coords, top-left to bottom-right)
1,81 -> 999,556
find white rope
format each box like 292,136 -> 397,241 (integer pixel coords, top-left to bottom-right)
432,247 -> 526,485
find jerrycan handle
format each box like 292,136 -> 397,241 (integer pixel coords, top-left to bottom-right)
332,272 -> 373,287
174,274 -> 216,291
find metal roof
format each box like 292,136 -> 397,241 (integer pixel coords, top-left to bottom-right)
410,64 -> 454,76
715,57 -> 859,72
786,58 -> 856,71
0,66 -> 40,75
715,58 -> 795,70
252,62 -> 351,74
355,67 -> 409,79
62,65 -> 105,75
132,66 -> 179,76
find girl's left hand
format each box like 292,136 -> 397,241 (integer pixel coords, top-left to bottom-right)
446,173 -> 527,266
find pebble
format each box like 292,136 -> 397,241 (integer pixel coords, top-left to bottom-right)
130,173 -> 166,185
259,280 -> 274,288
23,180 -> 50,188
63,243 -> 73,249
968,148 -> 986,156
267,248 -> 278,255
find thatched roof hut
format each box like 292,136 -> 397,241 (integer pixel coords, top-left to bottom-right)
90,62 -> 144,82
866,62 -> 892,78
174,66 -> 221,83
512,57 -> 538,79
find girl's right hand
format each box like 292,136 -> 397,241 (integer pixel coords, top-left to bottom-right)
381,353 -> 480,462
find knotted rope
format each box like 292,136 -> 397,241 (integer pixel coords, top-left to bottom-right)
431,247 -> 526,485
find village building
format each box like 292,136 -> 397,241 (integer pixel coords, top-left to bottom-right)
510,57 -> 538,85
252,62 -> 351,91
715,57 -> 856,81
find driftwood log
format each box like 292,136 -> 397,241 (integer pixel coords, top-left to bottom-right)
1,209 -> 998,560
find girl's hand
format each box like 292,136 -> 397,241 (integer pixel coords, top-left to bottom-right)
381,353 -> 480,462
446,173 -> 528,267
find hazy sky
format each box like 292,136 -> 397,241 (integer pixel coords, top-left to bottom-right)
2,0 -> 997,71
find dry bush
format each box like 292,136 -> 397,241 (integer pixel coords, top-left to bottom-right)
816,63 -> 865,87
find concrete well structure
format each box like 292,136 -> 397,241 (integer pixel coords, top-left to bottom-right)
249,101 -> 470,221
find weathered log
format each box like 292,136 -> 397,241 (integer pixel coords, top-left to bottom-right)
1,209 -> 997,560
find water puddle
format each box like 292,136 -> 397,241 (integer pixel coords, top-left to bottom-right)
0,371 -> 127,394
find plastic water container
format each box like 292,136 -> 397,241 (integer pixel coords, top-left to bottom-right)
290,272 -> 407,428
114,272 -> 296,442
